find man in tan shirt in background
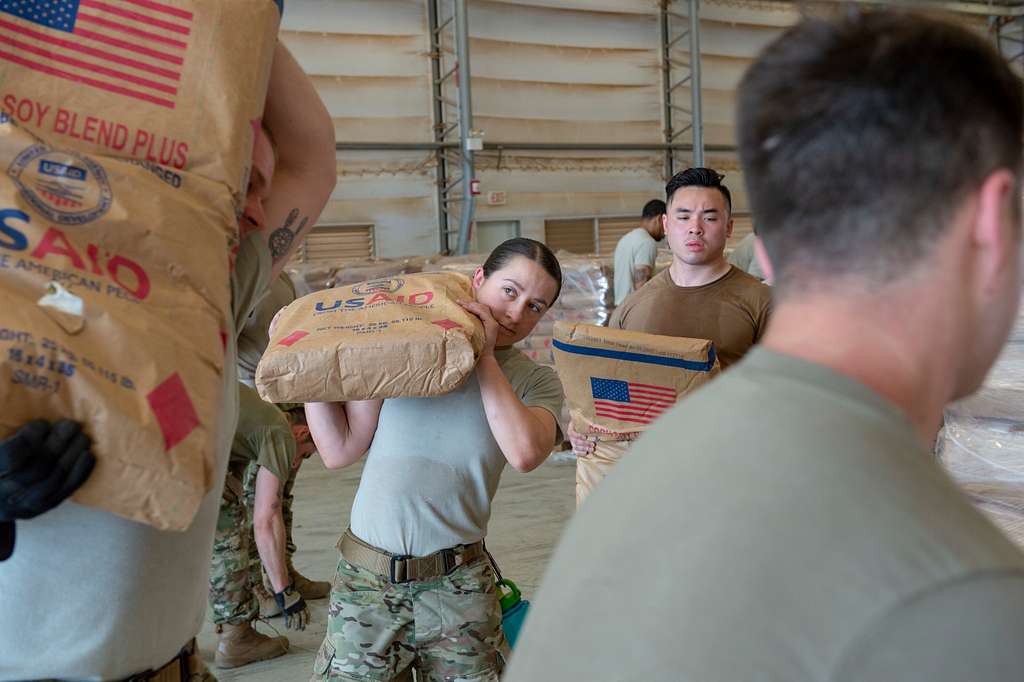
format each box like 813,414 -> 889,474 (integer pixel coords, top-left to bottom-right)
569,168 -> 770,494
612,199 -> 666,305
609,167 -> 770,368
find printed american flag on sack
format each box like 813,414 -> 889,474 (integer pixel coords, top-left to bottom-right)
590,377 -> 676,426
0,0 -> 192,109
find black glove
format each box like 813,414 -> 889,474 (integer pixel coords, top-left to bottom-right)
0,420 -> 96,561
274,582 -> 310,630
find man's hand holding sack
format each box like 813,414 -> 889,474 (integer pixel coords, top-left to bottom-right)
0,420 -> 95,560
0,2 -> 282,530
552,322 -> 720,504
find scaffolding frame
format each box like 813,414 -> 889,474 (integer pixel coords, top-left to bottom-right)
427,0 -> 475,254
994,13 -> 1024,70
341,0 -> 1024,246
660,0 -> 704,181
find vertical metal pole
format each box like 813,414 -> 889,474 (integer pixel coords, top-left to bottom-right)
660,1 -> 673,181
688,0 -> 704,168
427,0 -> 449,252
454,0 -> 476,256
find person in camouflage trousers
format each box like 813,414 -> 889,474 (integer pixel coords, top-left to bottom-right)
209,385 -> 313,669
242,404 -> 331,616
210,462 -> 261,626
311,555 -> 506,682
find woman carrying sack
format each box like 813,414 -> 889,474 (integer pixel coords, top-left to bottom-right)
306,238 -> 565,682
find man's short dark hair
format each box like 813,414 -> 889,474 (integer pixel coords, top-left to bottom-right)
737,10 -> 1023,289
665,168 -> 732,214
641,199 -> 667,220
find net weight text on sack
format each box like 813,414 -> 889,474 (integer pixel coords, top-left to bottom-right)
8,347 -> 73,394
4,329 -> 137,396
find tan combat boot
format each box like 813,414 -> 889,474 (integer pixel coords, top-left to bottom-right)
290,565 -> 331,600
214,621 -> 288,669
255,582 -> 282,618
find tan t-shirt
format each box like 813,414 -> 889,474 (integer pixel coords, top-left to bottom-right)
613,227 -> 659,305
609,265 -> 771,369
232,383 -> 294,482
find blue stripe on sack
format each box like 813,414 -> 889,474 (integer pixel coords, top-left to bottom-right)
552,338 -> 716,372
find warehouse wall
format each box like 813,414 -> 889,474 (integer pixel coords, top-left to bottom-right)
280,0 -> 993,259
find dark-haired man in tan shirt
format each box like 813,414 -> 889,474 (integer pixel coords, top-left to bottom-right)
570,168 -> 770,496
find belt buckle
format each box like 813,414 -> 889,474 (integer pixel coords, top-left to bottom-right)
389,554 -> 412,583
441,548 -> 459,575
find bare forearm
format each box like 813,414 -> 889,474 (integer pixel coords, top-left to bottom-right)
254,510 -> 289,593
632,267 -> 652,290
252,467 -> 289,592
476,355 -> 554,472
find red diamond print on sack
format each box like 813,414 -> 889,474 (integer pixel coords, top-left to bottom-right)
147,373 -> 200,452
432,319 -> 461,331
278,330 -> 309,347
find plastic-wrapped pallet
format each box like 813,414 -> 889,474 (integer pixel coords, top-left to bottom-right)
286,257 -> 426,296
422,254 -> 485,278
939,322 -> 1024,547
517,254 -> 612,367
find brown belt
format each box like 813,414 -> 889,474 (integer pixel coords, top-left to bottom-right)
122,638 -> 197,682
339,529 -> 485,584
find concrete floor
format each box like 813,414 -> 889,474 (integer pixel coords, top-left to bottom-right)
197,452 -> 578,680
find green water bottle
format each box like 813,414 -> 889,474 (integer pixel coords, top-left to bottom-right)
497,578 -> 530,649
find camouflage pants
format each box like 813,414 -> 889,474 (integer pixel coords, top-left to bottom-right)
311,548 -> 505,681
208,461 -> 258,625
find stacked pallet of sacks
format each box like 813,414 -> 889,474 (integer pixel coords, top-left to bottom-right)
939,310 -> 1024,546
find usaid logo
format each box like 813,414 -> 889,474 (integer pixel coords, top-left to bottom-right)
39,160 -> 87,182
8,145 -> 112,226
351,278 -> 404,295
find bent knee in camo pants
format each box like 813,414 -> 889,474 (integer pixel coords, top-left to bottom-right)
310,554 -> 505,682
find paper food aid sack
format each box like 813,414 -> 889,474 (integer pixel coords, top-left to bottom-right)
0,2 -> 280,531
553,321 -> 720,438
0,1 -> 280,201
256,273 -> 487,403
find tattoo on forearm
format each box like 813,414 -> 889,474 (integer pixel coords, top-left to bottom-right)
269,208 -> 309,262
